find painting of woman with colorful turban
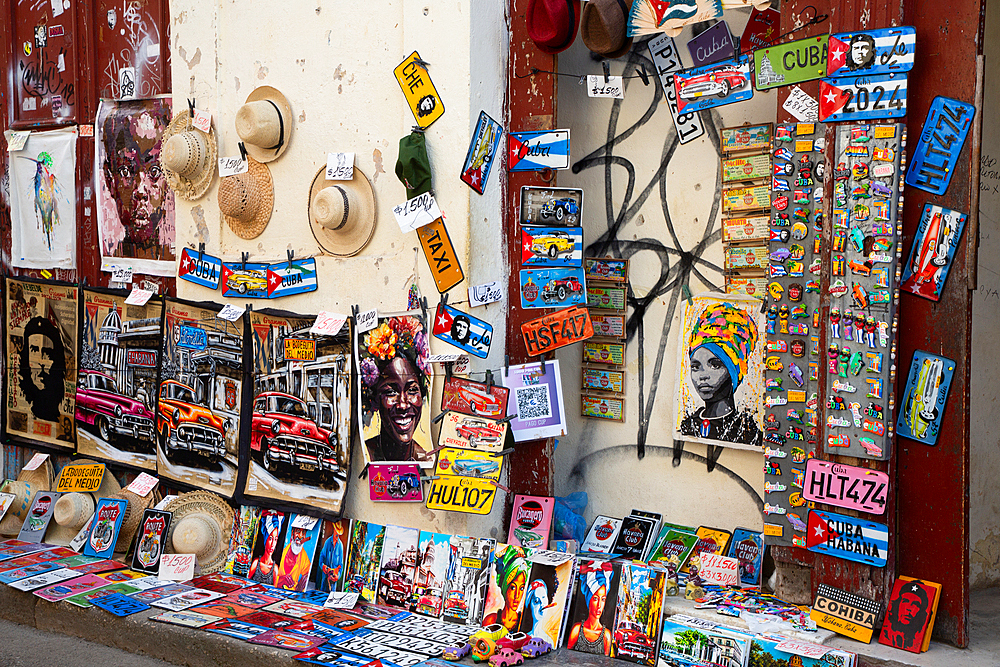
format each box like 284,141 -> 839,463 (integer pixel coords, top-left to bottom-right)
567,560 -> 618,656
675,293 -> 765,448
483,544 -> 530,632
357,313 -> 433,466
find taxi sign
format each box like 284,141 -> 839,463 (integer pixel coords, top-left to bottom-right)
425,475 -> 498,515
56,464 -> 106,493
520,305 -> 594,356
283,338 -> 316,362
803,459 -> 888,514
806,509 -> 887,567
393,51 -> 444,129
416,218 -> 464,293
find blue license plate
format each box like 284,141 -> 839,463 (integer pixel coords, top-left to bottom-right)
905,96 -> 975,195
819,73 -> 907,122
178,247 -> 222,289
826,26 -> 915,77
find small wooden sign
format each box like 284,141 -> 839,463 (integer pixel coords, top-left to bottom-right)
520,305 -> 594,356
811,583 -> 883,643
583,257 -> 629,283
587,285 -> 627,311
582,340 -> 625,366
582,367 -> 625,394
581,395 -> 625,422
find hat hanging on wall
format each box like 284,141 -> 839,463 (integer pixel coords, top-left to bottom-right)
163,491 -> 234,575
309,164 -> 377,257
218,154 -> 274,240
581,0 -> 635,57
235,86 -> 293,163
46,460 -> 122,546
161,109 -> 218,201
0,459 -> 54,537
395,131 -> 433,200
526,0 -> 582,54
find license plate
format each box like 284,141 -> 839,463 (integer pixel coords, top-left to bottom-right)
300,464 -> 315,472
507,130 -> 570,171
827,26 -> 915,77
425,476 -> 498,515
393,51 -> 445,129
753,35 -> 829,91
674,56 -> 754,114
819,73 -> 907,122
417,218 -> 465,293
178,247 -> 222,289
460,111 -> 503,194
520,305 -> 594,356
432,302 -> 492,359
648,34 -> 705,145
806,510 -> 887,567
802,460 -> 889,514
905,95 -> 976,195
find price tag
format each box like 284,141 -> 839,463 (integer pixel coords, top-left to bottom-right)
4,130 -> 31,152
126,472 -> 160,497
110,265 -> 133,284
218,157 -> 248,178
355,308 -> 378,333
325,152 -> 355,180
782,85 -> 820,122
217,304 -> 246,321
323,591 -> 359,609
453,355 -> 470,374
79,124 -> 94,138
699,553 -> 740,586
125,287 -> 154,306
192,108 -> 212,133
773,639 -> 831,659
586,75 -> 625,99
159,554 -> 196,581
291,515 -> 319,530
310,311 -> 348,337
392,192 -> 442,233
426,354 -> 462,364
140,280 -> 160,293
469,281 -> 504,307
23,453 -> 49,471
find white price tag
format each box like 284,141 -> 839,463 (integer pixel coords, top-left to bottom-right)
291,515 -> 319,530
324,591 -> 359,609
392,192 -> 442,233
453,355 -> 470,374
310,311 -> 348,337
192,108 -> 212,133
355,308 -> 378,333
159,554 -> 197,581
325,152 -> 355,180
23,453 -> 49,471
140,280 -> 160,293
587,75 -> 625,99
126,472 -> 159,497
109,265 -> 133,284
4,130 -> 31,152
699,553 -> 740,586
426,354 -> 462,364
782,86 -> 820,123
218,157 -> 248,178
125,287 -> 154,306
217,304 -> 246,321
469,281 -> 504,307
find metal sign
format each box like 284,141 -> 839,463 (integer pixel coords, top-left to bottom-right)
587,285 -> 627,311
584,257 -> 629,283
905,95 -> 976,195
520,226 -> 584,268
178,247 -> 222,289
460,111 -> 503,194
582,367 -> 625,394
519,267 -> 588,309
688,20 -> 735,66
432,302 -> 492,359
896,351 -> 956,446
417,218 -> 465,293
674,56 -> 754,113
283,338 -> 316,362
648,34 -> 705,145
753,35 -> 829,91
806,509 -> 888,567
369,463 -> 423,502
900,205 -> 969,302
425,475 -> 498,515
507,130 -> 571,171
802,460 -> 889,514
521,305 -> 594,356
56,464 -> 106,493
393,51 -> 445,129
721,123 -> 771,153
583,340 -> 625,366
818,73 -> 907,122
221,262 -> 270,299
826,27 -> 915,77
810,584 -> 883,643
581,395 -> 625,421
266,258 -> 318,298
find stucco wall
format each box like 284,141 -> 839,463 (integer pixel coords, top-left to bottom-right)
553,12 -> 775,531
170,0 -> 509,536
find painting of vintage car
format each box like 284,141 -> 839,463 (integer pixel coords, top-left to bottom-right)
157,379 -> 229,461
451,457 -> 500,478
76,370 -> 156,446
457,418 -> 503,448
540,198 -> 578,222
225,270 -> 267,294
531,231 -> 575,259
251,392 -> 339,478
678,67 -> 748,100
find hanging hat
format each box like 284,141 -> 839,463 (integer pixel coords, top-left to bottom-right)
218,156 -> 274,240
308,164 -> 377,257
0,459 -> 54,537
581,0 -> 635,58
235,86 -> 293,163
109,487 -> 161,554
163,491 -> 234,574
395,132 -> 433,200
161,109 -> 218,201
46,460 -> 122,546
527,0 -> 582,54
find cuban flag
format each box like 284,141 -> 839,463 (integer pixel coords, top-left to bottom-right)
507,130 -> 571,172
267,258 -> 319,298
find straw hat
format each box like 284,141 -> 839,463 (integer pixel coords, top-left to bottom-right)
235,86 -> 293,163
110,487 -> 161,554
218,156 -> 274,240
163,491 -> 234,574
308,165 -> 377,257
581,0 -> 635,58
161,109 -> 218,201
46,460 -> 123,546
0,460 -> 54,537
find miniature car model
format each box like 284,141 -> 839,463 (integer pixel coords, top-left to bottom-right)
531,231 -> 575,258
226,269 -> 267,294
520,637 -> 553,659
678,67 -> 747,100
496,633 -> 530,652
378,570 -> 410,606
251,392 -> 339,475
490,648 -> 525,667
157,380 -> 229,460
76,370 -> 156,444
451,457 -> 500,477
540,198 -> 578,221
442,642 -> 471,661
469,625 -> 508,663
456,419 -> 502,447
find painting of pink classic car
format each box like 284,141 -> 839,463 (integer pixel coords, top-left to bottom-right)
76,370 -> 156,446
251,392 -> 340,479
157,380 -> 230,461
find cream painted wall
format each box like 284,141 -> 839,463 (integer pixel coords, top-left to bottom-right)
170,0 -> 509,537
554,11 -> 775,531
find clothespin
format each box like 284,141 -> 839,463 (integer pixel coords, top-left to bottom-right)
358,463 -> 369,480
198,242 -> 205,263
419,296 -> 428,324
760,296 -> 768,314
351,304 -> 359,327
420,475 -> 440,482
287,249 -> 294,269
490,479 -> 511,494
538,360 -> 547,376
638,64 -> 649,86
440,292 -> 449,307
432,409 -> 450,425
682,284 -> 693,305
238,142 -> 247,162
504,354 -> 510,378
602,61 -> 610,84
497,447 -> 516,457
414,57 -> 431,68
497,414 -> 515,425
411,125 -> 426,134
241,252 -> 249,270
188,98 -> 196,118
485,369 -> 494,390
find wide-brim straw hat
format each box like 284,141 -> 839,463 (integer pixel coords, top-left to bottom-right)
308,164 -> 377,257
109,487 -> 161,554
581,0 -> 635,58
235,86 -> 293,163
46,460 -> 122,546
218,156 -> 274,240
0,460 -> 54,537
163,491 -> 234,574
161,109 -> 218,201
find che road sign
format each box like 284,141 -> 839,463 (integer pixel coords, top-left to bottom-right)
432,302 -> 492,359
826,26 -> 916,77
394,51 -> 445,129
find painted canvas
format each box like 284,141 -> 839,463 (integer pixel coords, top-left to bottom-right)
879,577 -> 941,653
441,535 -> 495,626
95,97 -> 175,276
275,514 -> 322,592
356,311 -> 433,467
343,520 -> 386,604
612,563 -> 667,666
247,509 -> 286,587
5,279 -> 78,450
8,127 -> 77,269
673,292 -> 766,450
312,518 -> 352,593
482,543 -> 531,634
518,552 -> 575,649
377,525 -> 420,609
156,298 -> 244,497
223,506 -> 262,578
244,310 -> 352,514
413,531 -> 452,617
76,288 -> 164,470
567,559 -> 621,657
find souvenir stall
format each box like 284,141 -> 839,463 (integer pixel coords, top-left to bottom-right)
0,0 -> 988,663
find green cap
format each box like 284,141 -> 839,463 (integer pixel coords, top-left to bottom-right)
395,131 -> 432,200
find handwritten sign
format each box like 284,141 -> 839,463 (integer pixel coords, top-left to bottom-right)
393,192 -> 443,233
325,152 -> 355,180
126,472 -> 160,497
192,108 -> 212,133
783,86 -> 820,122
23,453 -> 49,471
218,156 -> 248,178
217,304 -> 245,321
56,464 -> 106,493
125,287 -> 154,306
159,554 -> 196,581
310,311 -> 348,337
772,639 -> 832,659
586,75 -> 624,99
5,130 -> 31,152
109,265 -> 134,284
426,354 -> 462,363
355,308 -> 378,333
324,591 -> 359,609
699,553 -> 740,586
469,281 -> 503,307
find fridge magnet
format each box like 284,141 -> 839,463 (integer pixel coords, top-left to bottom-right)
501,361 -> 567,442
905,96 -> 975,195
508,495 -> 554,549
674,293 -> 766,450
356,311 -> 433,467
83,497 -> 128,559
722,185 -> 771,213
432,302 -> 492,359
811,583 -> 883,643
461,111 -> 503,194
519,186 -> 583,227
520,227 -> 584,267
394,51 -> 445,129
369,463 -> 423,502
245,310 -> 352,515
521,305 -> 595,357
519,267 -> 588,309
440,535 -> 496,626
879,577 -> 942,652
508,130 -> 570,172
157,299 -> 244,498
5,279 -> 78,449
441,377 -> 509,418
722,154 -> 772,183
131,509 -> 172,575
674,56 -> 753,114
896,351 -> 955,446
900,205 -> 968,301
584,257 -> 629,283
77,288 -> 164,470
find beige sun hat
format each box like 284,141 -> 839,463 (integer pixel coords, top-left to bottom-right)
0,459 -> 55,537
218,156 -> 274,240
163,491 -> 235,574
46,460 -> 123,546
161,109 -> 218,201
109,487 -> 161,554
308,164 -> 377,257
235,86 -> 293,163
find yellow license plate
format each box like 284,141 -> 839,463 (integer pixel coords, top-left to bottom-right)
394,51 -> 445,129
425,476 -> 497,515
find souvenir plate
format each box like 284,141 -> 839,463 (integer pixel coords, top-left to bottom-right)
440,377 -> 509,418
905,96 -> 975,195
425,476 -> 498,515
519,186 -> 583,227
417,219 -> 465,293
432,302 -> 492,359
266,258 -> 318,298
674,56 -> 754,113
896,351 -> 955,446
899,204 -> 968,301
810,583 -> 883,643
753,35 -> 829,90
519,267 -> 588,309
826,27 -> 916,77
435,448 -> 503,482
508,130 -> 570,171
521,305 -> 594,356
394,51 -> 445,129
368,463 -> 424,502
178,246 -> 222,289
221,262 -> 270,299
819,73 -> 907,122
520,226 -> 584,267
648,34 -> 706,144
460,111 -> 503,194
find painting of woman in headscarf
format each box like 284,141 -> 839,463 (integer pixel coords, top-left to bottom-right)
675,293 -> 765,449
482,544 -> 530,633
567,560 -> 619,656
357,313 -> 433,466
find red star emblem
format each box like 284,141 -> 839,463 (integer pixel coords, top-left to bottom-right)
819,80 -> 850,121
827,36 -> 848,75
433,305 -> 453,335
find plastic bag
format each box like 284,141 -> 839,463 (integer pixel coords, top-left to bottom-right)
553,492 -> 588,542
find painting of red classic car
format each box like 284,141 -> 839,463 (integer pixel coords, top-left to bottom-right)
456,418 -> 503,448
76,370 -> 156,446
251,392 -> 340,479
157,379 -> 229,461
674,57 -> 754,113
615,623 -> 655,661
677,67 -> 748,100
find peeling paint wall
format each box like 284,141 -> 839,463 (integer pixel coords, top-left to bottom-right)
554,12 -> 776,531
170,0 -> 508,536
